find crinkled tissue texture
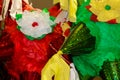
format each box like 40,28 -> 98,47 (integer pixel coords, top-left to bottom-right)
4,2 -> 65,79
72,0 -> 120,77
16,10 -> 55,38
89,0 -> 120,23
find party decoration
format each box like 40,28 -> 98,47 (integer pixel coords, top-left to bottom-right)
54,10 -> 68,24
1,0 -> 120,80
71,0 -> 120,79
53,0 -> 78,22
100,60 -> 120,80
41,51 -> 70,80
89,0 -> 120,23
61,22 -> 95,55
1,0 -> 10,20
70,63 -> 80,80
3,1 -> 65,80
10,0 -> 22,19
16,10 -> 55,40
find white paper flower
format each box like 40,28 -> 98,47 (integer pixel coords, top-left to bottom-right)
16,10 -> 55,39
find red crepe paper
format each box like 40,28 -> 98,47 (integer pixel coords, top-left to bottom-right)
107,19 -> 117,24
5,6 -> 65,80
90,14 -> 98,22
64,28 -> 70,37
1,1 -> 65,80
0,31 -> 14,61
49,3 -> 62,17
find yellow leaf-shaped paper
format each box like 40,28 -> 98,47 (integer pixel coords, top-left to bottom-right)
89,0 -> 120,22
41,50 -> 70,80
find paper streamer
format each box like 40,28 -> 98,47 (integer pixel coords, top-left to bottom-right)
70,63 -> 80,80
10,0 -> 22,19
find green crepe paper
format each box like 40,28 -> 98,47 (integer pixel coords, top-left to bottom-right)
50,16 -> 56,22
37,34 -> 46,40
25,35 -> 35,40
77,0 -> 88,6
50,16 -> 56,29
25,34 -> 46,41
71,0 -> 120,78
42,8 -> 49,13
17,25 -> 21,30
16,14 -> 22,20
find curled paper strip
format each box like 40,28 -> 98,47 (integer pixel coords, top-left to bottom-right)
55,10 -> 68,23
1,0 -> 10,20
10,0 -> 22,19
70,63 -> 80,80
53,0 -> 77,22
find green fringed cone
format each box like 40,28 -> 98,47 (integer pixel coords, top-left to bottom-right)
61,22 -> 95,55
100,60 -> 120,80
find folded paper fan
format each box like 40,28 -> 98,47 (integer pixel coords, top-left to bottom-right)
61,22 -> 95,55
